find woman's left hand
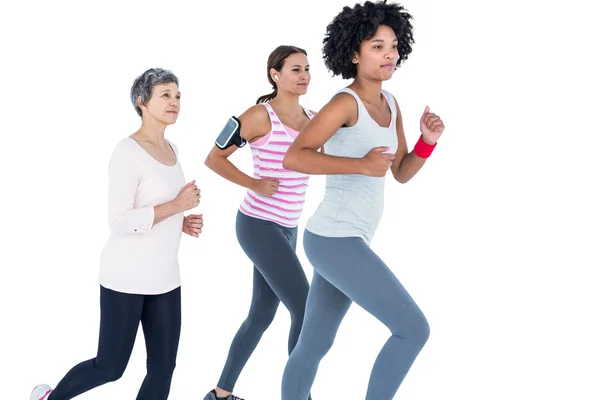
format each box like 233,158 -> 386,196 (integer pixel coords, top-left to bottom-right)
183,214 -> 203,237
419,106 -> 445,144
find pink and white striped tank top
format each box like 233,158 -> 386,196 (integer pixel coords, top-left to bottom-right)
239,103 -> 315,227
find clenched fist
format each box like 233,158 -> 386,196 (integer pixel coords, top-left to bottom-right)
174,180 -> 201,213
251,177 -> 280,197
420,106 -> 445,144
361,146 -> 395,177
183,213 -> 203,237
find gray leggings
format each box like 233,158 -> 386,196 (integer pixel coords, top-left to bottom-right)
217,211 -> 310,392
281,230 -> 430,400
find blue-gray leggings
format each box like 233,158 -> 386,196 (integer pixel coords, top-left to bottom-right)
281,230 -> 430,400
217,211 -> 310,392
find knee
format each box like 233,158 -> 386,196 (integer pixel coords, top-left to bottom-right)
390,310 -> 430,347
288,300 -> 307,327
305,330 -> 336,361
147,359 -> 177,377
95,361 -> 127,383
414,313 -> 431,345
249,303 -> 278,332
106,368 -> 125,382
287,287 -> 309,324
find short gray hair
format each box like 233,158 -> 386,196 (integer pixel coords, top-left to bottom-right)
130,68 -> 179,117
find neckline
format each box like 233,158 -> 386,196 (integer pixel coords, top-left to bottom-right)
343,87 -> 393,129
266,103 -> 312,133
283,124 -> 299,133
127,137 -> 178,168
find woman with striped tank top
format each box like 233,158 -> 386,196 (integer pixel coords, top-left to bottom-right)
281,2 -> 446,399
203,45 -> 316,400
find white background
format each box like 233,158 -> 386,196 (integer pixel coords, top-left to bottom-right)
1,0 -> 599,399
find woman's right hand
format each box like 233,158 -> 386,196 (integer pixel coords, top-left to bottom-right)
361,146 -> 395,177
251,178 -> 280,197
174,180 -> 201,212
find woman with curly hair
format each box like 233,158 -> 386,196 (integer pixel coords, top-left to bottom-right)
280,1 -> 446,399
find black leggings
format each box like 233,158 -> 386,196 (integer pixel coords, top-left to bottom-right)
49,286 -> 181,400
217,211 -> 310,392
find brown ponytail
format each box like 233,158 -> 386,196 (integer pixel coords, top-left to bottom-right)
256,87 -> 278,104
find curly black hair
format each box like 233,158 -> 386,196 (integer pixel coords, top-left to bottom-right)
323,0 -> 414,79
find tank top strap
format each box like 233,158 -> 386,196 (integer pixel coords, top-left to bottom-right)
261,102 -> 285,130
303,107 -> 316,120
380,89 -> 397,123
332,87 -> 367,121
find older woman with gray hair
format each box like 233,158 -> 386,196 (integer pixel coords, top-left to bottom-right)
30,68 -> 202,400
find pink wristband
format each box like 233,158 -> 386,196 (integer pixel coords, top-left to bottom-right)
414,136 -> 437,158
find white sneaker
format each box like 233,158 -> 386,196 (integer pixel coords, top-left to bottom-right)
30,384 -> 52,400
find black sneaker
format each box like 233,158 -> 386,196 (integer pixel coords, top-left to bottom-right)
203,389 -> 245,400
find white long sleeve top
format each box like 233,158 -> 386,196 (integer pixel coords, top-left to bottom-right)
99,138 -> 186,295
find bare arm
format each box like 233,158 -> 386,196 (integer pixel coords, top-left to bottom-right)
390,99 -> 445,183
204,105 -> 271,189
389,99 -> 427,184
308,109 -> 325,153
282,94 -> 365,175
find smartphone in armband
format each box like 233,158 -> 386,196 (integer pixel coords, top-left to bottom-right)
215,116 -> 246,150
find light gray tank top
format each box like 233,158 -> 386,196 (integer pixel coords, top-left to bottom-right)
306,88 -> 398,245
